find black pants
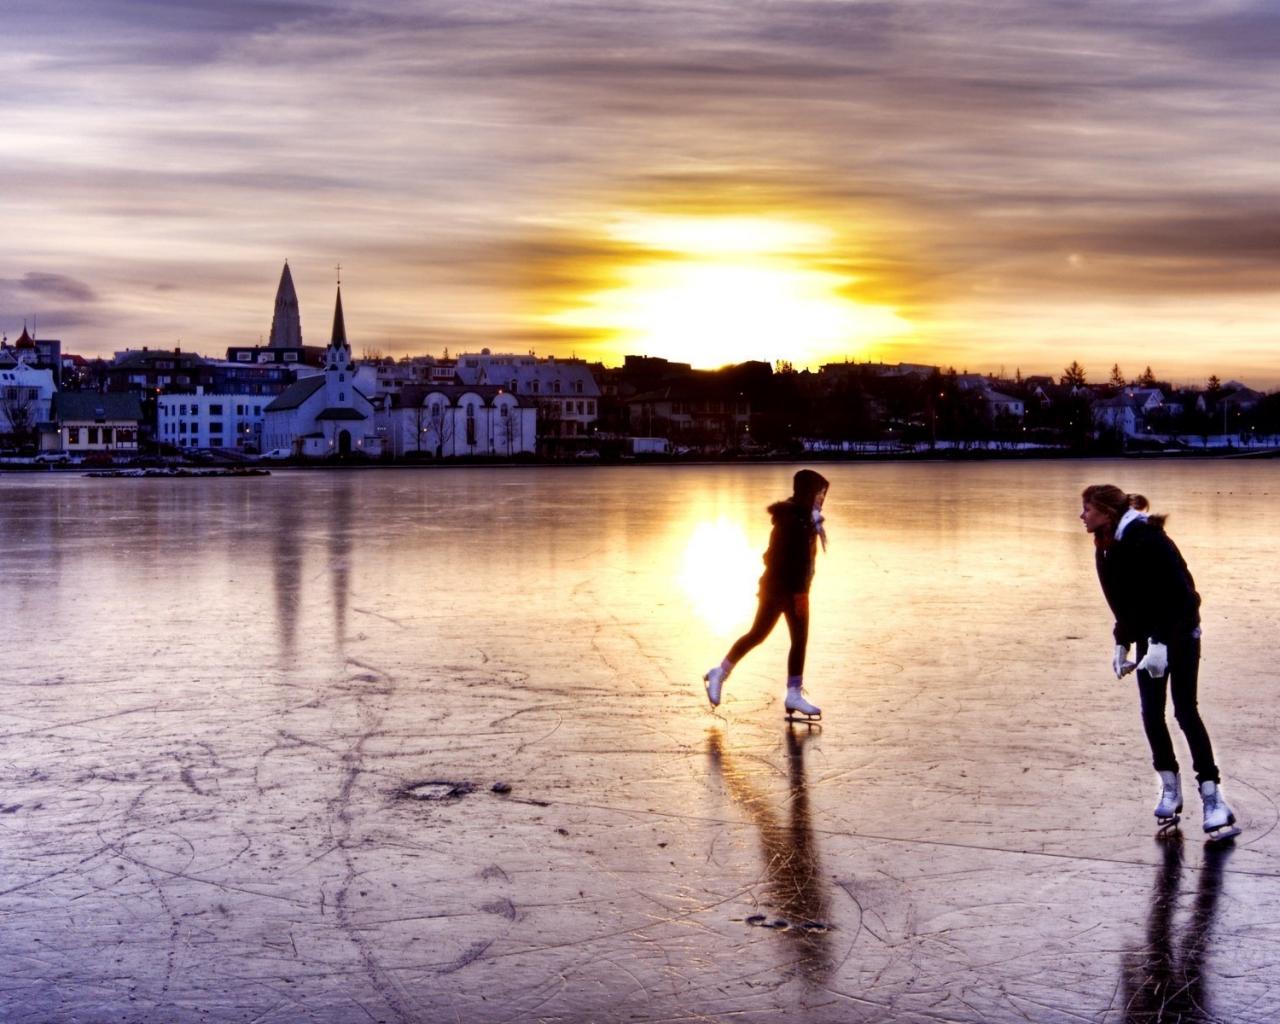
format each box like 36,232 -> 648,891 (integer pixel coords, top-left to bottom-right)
726,590 -> 809,677
1135,634 -> 1220,785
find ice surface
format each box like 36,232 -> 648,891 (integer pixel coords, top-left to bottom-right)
1,461 -> 1278,1022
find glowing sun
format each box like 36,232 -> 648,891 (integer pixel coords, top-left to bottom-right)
550,215 -> 910,368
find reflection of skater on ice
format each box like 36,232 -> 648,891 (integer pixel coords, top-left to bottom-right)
1120,839 -> 1232,1024
1081,485 -> 1240,842
707,728 -> 832,985
703,469 -> 829,722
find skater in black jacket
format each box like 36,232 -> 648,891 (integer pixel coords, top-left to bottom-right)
703,469 -> 829,720
1081,484 -> 1239,841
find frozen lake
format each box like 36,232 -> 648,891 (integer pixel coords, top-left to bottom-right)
2,461 -> 1279,1023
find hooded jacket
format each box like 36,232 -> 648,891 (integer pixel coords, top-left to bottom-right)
760,499 -> 822,594
1095,515 -> 1201,646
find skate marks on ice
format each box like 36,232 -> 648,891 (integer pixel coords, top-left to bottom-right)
8,470 -> 1280,1022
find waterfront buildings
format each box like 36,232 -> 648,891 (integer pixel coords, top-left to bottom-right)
452,350 -> 600,443
157,390 -> 271,453
45,392 -> 143,455
377,384 -> 536,458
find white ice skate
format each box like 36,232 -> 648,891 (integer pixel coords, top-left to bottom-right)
1199,780 -> 1241,844
704,666 -> 727,708
1154,770 -> 1182,837
784,686 -> 821,725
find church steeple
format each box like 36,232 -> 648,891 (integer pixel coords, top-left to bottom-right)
268,261 -> 302,348
325,284 -> 351,372
330,285 -> 347,349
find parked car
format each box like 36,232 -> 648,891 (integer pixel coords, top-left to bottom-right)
33,452 -> 70,464
261,448 -> 294,460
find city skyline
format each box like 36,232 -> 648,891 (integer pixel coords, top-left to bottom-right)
2,2 -> 1278,384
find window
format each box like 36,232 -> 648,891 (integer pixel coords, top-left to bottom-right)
88,427 -> 99,444
466,405 -> 476,446
237,352 -> 252,362
587,400 -> 595,415
284,352 -> 298,362
577,401 -> 584,414
339,392 -> 345,402
531,381 -> 539,394
553,380 -> 561,394
575,380 -> 583,394
68,427 -> 81,444
500,403 -> 508,418
236,404 -> 244,415
209,404 -> 223,414
339,373 -> 345,382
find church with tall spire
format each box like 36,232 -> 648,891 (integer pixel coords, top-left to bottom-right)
261,281 -> 376,456
224,261 -> 325,369
268,262 -> 303,348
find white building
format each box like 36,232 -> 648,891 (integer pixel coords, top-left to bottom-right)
978,388 -> 1025,420
262,286 -> 378,456
157,388 -> 271,452
377,384 -> 536,458
453,351 -> 600,439
1092,395 -> 1141,436
1126,387 -> 1166,415
0,356 -> 57,444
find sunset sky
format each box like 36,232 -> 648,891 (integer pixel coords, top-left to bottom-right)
2,1 -> 1278,384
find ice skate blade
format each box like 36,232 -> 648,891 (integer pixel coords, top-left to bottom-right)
1155,814 -> 1181,839
1205,824 -> 1241,844
785,713 -> 822,726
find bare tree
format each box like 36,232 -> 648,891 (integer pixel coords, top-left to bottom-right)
423,400 -> 455,457
499,407 -> 519,456
409,401 -> 429,455
1,385 -> 36,447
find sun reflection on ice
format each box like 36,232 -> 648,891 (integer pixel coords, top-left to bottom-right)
678,519 -> 759,637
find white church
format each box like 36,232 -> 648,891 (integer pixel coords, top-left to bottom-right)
262,286 -> 378,457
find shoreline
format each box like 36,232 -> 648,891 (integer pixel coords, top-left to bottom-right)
5,445 -> 1280,475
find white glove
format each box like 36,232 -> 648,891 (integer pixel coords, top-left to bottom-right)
1112,644 -> 1136,679
1137,640 -> 1168,678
